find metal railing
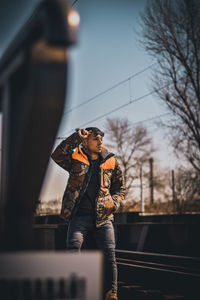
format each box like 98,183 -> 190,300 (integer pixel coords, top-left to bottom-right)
116,249 -> 200,296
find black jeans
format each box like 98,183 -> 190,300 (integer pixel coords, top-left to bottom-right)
66,215 -> 117,293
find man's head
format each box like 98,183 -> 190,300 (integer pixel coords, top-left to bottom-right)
82,127 -> 104,155
85,127 -> 104,138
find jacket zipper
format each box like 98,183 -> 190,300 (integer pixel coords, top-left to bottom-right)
70,163 -> 93,219
94,167 -> 102,226
94,153 -> 115,226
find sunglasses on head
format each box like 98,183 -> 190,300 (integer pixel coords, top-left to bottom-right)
85,127 -> 104,137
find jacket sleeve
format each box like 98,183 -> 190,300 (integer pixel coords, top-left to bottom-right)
110,159 -> 126,212
51,132 -> 82,172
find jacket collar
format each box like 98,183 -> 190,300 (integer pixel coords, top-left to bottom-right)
79,145 -> 114,162
73,145 -> 115,169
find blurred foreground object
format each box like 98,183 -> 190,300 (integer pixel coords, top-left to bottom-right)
0,0 -> 79,251
0,251 -> 102,300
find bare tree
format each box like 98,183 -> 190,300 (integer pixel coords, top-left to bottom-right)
152,166 -> 172,202
174,167 -> 200,213
104,118 -> 154,203
140,0 -> 200,171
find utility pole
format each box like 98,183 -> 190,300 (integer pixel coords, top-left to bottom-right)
140,164 -> 144,215
171,170 -> 176,212
149,158 -> 154,204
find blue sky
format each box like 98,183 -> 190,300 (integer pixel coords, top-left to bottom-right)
0,0 -> 178,201
57,0 -> 171,141
58,0 -> 161,137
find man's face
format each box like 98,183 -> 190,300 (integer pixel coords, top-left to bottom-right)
85,132 -> 103,154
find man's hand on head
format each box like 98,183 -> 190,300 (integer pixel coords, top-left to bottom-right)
78,128 -> 92,140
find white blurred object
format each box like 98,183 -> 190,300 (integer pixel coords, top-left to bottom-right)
67,8 -> 80,44
0,251 -> 103,300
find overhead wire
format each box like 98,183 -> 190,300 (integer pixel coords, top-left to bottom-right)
56,112 -> 171,140
62,63 -> 157,116
57,82 -> 171,139
129,112 -> 170,126
71,0 -> 79,7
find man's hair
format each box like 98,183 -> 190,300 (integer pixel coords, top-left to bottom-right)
85,127 -> 104,137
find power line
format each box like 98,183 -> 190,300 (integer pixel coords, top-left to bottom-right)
63,63 -> 157,116
72,0 -> 79,6
57,83 -> 170,139
57,112 -> 171,140
130,112 -> 171,126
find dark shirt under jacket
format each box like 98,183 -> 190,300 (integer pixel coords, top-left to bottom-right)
77,157 -> 101,216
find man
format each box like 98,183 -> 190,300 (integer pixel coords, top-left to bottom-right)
51,127 -> 126,300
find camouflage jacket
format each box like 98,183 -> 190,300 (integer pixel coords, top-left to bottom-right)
51,132 -> 126,227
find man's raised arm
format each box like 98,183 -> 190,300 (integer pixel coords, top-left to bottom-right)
51,132 -> 82,171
